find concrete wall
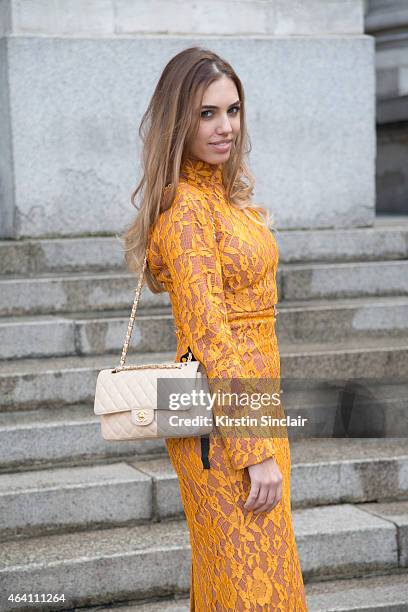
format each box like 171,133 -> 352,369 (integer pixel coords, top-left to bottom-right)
376,122 -> 408,215
365,0 -> 408,214
2,0 -> 365,36
0,36 -> 14,237
0,0 -> 375,238
365,0 -> 408,123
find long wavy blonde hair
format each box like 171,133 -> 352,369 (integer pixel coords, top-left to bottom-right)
122,46 -> 275,294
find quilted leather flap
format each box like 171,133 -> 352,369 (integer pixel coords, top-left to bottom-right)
94,360 -> 208,415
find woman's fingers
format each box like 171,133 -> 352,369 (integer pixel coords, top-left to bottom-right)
253,483 -> 277,515
243,481 -> 261,511
244,457 -> 283,513
270,479 -> 283,510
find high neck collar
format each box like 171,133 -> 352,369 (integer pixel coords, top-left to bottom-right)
180,157 -> 224,190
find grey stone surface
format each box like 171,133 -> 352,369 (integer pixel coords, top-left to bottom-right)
0,462 -> 152,536
3,295 -> 408,360
277,296 -> 408,344
306,571 -> 408,612
376,66 -> 408,99
365,0 -> 408,125
0,404 -> 166,469
2,262 -> 408,320
357,500 -> 408,567
0,311 -> 175,359
0,37 -> 14,238
0,351 -> 175,409
111,574 -> 408,612
1,217 -> 407,276
280,335 -> 408,380
294,503 -> 397,578
0,35 -> 374,237
365,0 -> 408,33
0,236 -> 126,275
0,503 -> 398,609
0,273 -> 137,316
86,570 -> 408,611
33,236 -> 127,273
284,380 -> 408,439
2,0 -> 365,36
291,444 -> 408,506
0,519 -> 192,609
1,339 -> 408,410
0,0 -> 12,38
86,598 -> 190,612
366,0 -> 408,214
131,457 -> 184,520
376,123 -> 408,215
281,260 -> 408,300
2,418 -> 408,539
0,315 -> 76,359
102,570 -> 408,612
75,312 -> 175,356
275,216 -> 408,263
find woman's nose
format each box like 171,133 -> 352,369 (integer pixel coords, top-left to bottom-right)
216,114 -> 233,134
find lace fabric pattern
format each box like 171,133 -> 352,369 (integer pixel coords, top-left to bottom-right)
147,157 -> 308,611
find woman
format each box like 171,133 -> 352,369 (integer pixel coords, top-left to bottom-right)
124,47 -> 307,611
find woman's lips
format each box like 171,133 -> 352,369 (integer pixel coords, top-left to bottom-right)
209,141 -> 232,152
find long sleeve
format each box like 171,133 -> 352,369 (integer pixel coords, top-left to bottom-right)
157,186 -> 277,470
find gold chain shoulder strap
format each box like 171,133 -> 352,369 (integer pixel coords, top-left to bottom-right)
116,205 -> 217,371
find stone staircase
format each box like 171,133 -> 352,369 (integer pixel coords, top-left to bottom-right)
0,215 -> 408,611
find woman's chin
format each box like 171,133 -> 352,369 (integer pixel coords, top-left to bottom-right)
206,150 -> 231,164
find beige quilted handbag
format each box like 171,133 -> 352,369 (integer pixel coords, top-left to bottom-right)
94,248 -> 214,442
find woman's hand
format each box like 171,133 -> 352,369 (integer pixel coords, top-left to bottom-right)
243,456 -> 282,514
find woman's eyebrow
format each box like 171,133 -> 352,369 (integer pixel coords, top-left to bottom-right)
201,100 -> 241,109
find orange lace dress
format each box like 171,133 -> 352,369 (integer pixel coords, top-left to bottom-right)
147,157 -> 308,611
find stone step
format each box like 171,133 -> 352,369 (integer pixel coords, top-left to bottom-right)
306,572 -> 408,612
0,519 -> 191,611
0,272 -> 169,316
2,296 -> 408,360
0,502 -> 403,610
0,237 -> 126,276
1,216 -> 407,275
0,352 -> 171,411
1,337 -> 408,411
84,597 -> 191,612
2,259 -> 408,317
289,438 -> 408,507
99,572 -> 408,612
280,215 -> 408,264
283,380 -> 408,438
0,383 -> 403,472
1,439 -> 407,538
0,462 -> 152,540
280,259 -> 408,301
0,400 -> 395,470
279,335 -> 408,381
0,311 -> 175,359
0,405 -> 166,471
354,501 -> 408,567
277,295 -> 408,343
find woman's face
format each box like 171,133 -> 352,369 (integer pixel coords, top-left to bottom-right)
187,75 -> 241,165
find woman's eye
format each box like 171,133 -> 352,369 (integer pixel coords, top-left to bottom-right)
201,106 -> 240,119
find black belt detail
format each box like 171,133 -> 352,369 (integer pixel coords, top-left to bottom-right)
200,434 -> 210,469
